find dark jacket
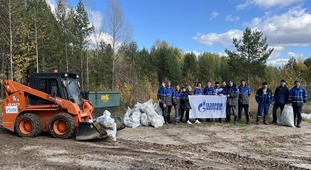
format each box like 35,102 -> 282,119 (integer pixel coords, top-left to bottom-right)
238,85 -> 251,105
181,91 -> 192,110
203,87 -> 216,95
215,86 -> 226,95
227,85 -> 239,106
173,90 -> 182,108
157,87 -> 166,104
274,85 -> 289,104
255,88 -> 274,104
289,86 -> 307,106
193,87 -> 203,95
164,87 -> 174,106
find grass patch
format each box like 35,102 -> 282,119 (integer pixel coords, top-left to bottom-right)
253,143 -> 272,155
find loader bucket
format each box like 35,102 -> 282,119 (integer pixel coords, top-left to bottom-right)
76,121 -> 108,141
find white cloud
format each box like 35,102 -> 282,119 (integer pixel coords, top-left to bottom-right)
46,0 -> 56,13
237,0 -> 301,10
267,58 -> 289,67
194,6 -> 311,47
193,30 -> 243,46
210,11 -> 219,20
269,46 -> 284,51
88,9 -> 103,33
87,32 -> 114,49
288,51 -> 304,58
225,14 -> 240,22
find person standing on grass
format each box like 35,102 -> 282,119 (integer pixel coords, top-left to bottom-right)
164,81 -> 174,124
203,80 -> 216,122
238,80 -> 251,124
181,86 -> 193,124
158,81 -> 167,121
226,80 -> 239,124
173,85 -> 182,124
271,80 -> 289,124
194,82 -> 203,95
289,80 -> 307,128
192,82 -> 203,124
255,82 -> 274,125
217,81 -> 227,123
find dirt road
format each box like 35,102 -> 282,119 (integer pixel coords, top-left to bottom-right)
0,115 -> 311,170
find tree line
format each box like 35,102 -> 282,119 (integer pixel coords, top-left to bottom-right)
0,0 -> 310,111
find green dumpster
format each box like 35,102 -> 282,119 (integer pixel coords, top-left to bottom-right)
82,91 -> 120,118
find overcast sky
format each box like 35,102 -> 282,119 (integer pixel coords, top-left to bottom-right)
47,0 -> 311,67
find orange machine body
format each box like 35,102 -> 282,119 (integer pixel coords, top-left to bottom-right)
1,80 -> 93,132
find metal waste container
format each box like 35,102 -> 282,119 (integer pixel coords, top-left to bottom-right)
82,91 -> 120,118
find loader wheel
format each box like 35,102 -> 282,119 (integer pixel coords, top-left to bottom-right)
49,113 -> 76,139
15,113 -> 42,137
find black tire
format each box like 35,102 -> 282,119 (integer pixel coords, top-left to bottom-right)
15,113 -> 42,137
49,113 -> 76,139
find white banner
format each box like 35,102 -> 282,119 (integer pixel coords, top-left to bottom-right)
189,95 -> 227,118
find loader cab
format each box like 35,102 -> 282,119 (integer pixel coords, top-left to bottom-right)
28,73 -> 82,108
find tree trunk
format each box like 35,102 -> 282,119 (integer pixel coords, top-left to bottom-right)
9,0 -> 13,80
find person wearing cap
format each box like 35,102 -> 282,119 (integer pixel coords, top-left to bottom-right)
289,80 -> 307,128
193,82 -> 203,95
238,80 -> 251,124
255,82 -> 274,125
215,81 -> 225,95
164,81 -> 174,124
226,80 -> 239,124
271,80 -> 290,124
203,80 -> 216,95
173,85 -> 182,124
180,86 -> 193,124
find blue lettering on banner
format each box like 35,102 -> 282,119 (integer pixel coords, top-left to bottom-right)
198,99 -> 223,112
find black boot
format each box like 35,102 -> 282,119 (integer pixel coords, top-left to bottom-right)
256,117 -> 260,125
234,116 -> 238,125
294,118 -> 297,127
297,118 -> 302,128
263,116 -> 268,125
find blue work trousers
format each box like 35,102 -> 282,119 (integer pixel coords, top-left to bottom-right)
257,103 -> 270,117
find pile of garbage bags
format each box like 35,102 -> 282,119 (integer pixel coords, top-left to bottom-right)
96,110 -> 117,141
123,99 -> 165,128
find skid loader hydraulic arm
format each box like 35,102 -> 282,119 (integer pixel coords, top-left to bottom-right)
3,80 -> 88,121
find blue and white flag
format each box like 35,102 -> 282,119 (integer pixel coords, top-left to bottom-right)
189,95 -> 227,118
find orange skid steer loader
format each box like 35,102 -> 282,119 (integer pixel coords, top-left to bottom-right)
1,72 -> 107,140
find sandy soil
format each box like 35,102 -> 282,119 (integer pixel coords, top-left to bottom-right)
0,113 -> 311,170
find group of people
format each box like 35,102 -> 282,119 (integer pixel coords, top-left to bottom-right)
157,79 -> 307,128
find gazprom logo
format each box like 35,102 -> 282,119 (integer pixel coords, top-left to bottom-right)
6,106 -> 18,114
198,99 -> 223,112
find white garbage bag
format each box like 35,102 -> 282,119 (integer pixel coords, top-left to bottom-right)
140,113 -> 150,126
153,103 -> 163,116
123,107 -> 141,128
302,113 -> 311,120
96,110 -> 117,141
150,115 -> 165,128
278,105 -> 295,127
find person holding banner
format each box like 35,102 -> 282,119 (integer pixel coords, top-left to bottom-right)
238,80 -> 251,124
173,85 -> 182,124
215,82 -> 225,95
255,82 -> 274,125
181,86 -> 193,124
217,81 -> 227,123
203,80 -> 216,95
193,82 -> 202,124
226,80 -> 239,124
194,82 -> 203,95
